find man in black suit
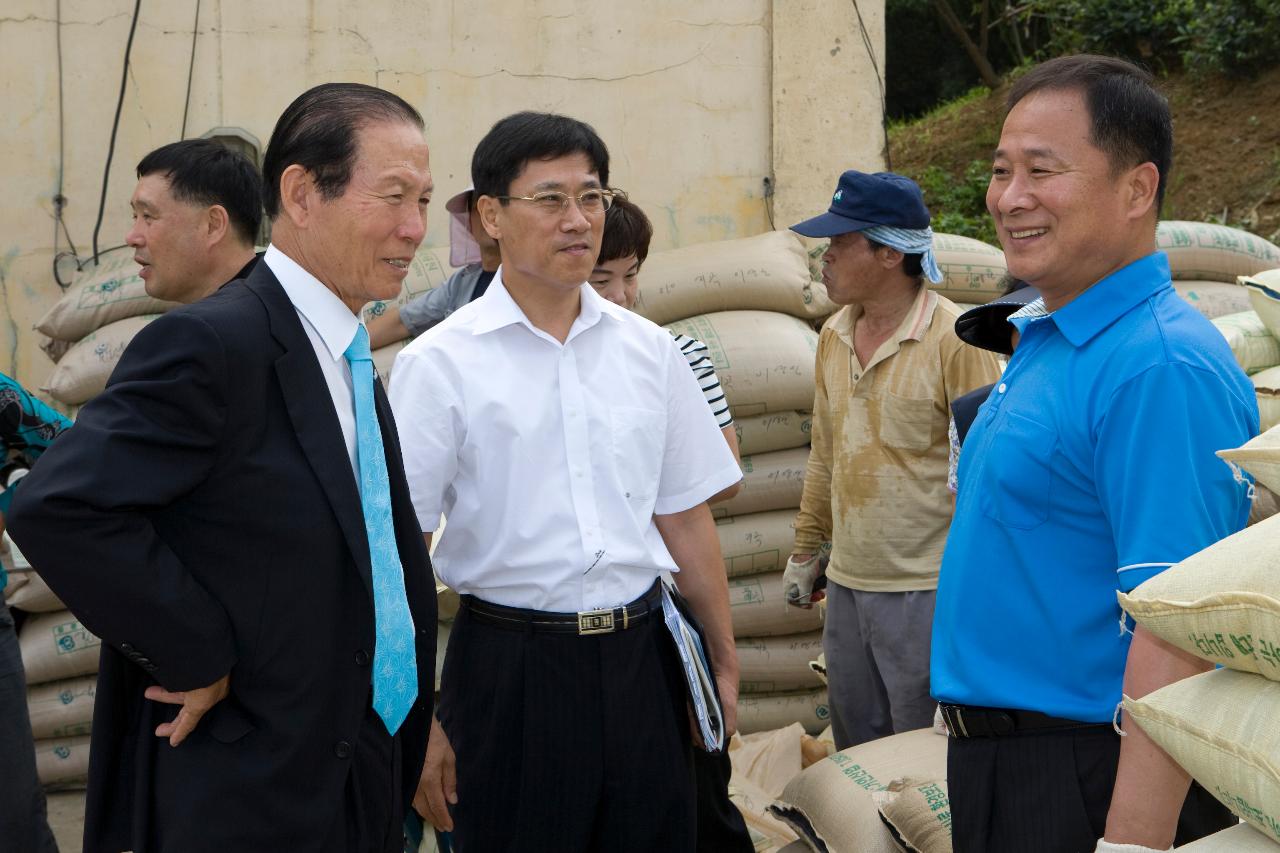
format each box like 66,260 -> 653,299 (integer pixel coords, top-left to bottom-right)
8,82 -> 437,853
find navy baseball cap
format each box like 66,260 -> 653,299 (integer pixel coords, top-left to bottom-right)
791,171 -> 932,238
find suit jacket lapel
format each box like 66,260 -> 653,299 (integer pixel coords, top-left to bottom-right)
244,264 -> 374,600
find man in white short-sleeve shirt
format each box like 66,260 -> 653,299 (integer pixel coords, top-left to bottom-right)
390,111 -> 741,853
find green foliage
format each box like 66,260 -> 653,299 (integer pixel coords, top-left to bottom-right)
912,160 -> 999,245
1173,0 -> 1280,77
1033,0 -> 1280,77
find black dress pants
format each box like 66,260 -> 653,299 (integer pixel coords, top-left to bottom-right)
948,725 -> 1236,853
693,747 -> 753,852
439,602 -> 695,852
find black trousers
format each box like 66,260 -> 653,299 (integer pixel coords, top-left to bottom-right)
948,725 -> 1236,853
693,746 -> 754,853
439,602 -> 695,852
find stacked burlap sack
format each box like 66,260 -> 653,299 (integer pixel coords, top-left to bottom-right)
34,247 -> 173,405
4,534 -> 97,788
1115,435 -> 1280,848
764,726 -> 951,853
629,231 -> 834,734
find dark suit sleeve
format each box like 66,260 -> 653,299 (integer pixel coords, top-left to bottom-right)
8,311 -> 238,691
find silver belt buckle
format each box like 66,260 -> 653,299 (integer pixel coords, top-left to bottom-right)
577,607 -> 616,635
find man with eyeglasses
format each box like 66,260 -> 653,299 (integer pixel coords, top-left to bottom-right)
390,111 -> 741,851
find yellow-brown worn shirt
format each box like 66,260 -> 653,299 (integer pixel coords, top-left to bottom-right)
793,287 -> 1002,591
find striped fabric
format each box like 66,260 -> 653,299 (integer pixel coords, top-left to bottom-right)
671,332 -> 733,429
861,224 -> 944,284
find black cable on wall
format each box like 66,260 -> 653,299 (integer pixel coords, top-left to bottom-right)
91,0 -> 143,266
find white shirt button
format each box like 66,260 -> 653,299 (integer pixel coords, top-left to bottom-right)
998,383 -> 1007,394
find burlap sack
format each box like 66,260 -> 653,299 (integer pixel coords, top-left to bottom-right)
1173,281 -> 1252,319
27,674 -> 96,739
1118,513 -> 1280,680
769,728 -> 949,853
632,231 -> 834,326
360,245 -> 455,322
1124,668 -> 1280,844
727,724 -> 806,848
38,334 -> 72,364
1157,221 -> 1280,283
1251,367 -> 1280,431
1172,823 -> 1279,851
927,234 -> 1009,304
34,734 -> 91,787
714,447 -> 808,519
3,569 -> 65,612
717,509 -> 798,578
1218,423 -> 1280,497
734,410 -> 812,458
737,631 -> 825,694
665,312 -> 819,418
737,689 -> 830,735
1211,312 -> 1280,374
730,571 -> 824,638
36,246 -> 178,342
872,778 -> 953,853
18,610 -> 102,685
42,314 -> 160,405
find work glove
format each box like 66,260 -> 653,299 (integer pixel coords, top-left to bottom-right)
1094,841 -> 1172,853
783,553 -> 824,608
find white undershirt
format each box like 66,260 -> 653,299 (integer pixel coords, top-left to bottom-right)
264,245 -> 361,475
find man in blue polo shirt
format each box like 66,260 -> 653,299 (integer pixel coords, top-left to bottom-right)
932,55 -> 1257,853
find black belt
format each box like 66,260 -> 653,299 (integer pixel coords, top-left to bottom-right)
940,704 -> 1111,738
462,581 -> 662,636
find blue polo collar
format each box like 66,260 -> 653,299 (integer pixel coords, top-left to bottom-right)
1049,252 -> 1172,348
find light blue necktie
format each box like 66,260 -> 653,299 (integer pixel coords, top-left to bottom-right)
344,324 -> 418,735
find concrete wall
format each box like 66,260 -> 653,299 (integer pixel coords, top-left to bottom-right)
0,0 -> 883,389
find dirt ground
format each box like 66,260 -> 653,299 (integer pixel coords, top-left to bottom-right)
890,65 -> 1280,241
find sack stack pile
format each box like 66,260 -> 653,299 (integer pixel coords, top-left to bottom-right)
34,247 -> 174,407
3,535 -> 97,787
767,727 -> 950,853
1115,436 -> 1280,848
633,231 -> 838,735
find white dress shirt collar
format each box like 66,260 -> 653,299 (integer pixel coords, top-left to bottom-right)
471,266 -> 626,341
264,245 -> 362,360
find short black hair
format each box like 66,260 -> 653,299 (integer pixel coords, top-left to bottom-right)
864,237 -> 925,279
262,83 -> 423,218
471,112 -> 609,202
598,195 -> 653,267
1007,54 -> 1172,212
137,139 -> 263,244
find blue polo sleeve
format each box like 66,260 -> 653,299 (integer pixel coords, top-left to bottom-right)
1094,361 -> 1257,592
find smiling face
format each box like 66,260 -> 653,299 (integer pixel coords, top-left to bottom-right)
987,87 -> 1156,304
301,119 -> 433,311
481,152 -> 603,295
126,173 -> 213,302
590,254 -> 640,309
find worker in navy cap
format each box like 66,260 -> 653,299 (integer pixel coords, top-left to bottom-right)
783,170 -> 1001,749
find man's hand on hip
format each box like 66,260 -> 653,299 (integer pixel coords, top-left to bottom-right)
144,674 -> 231,747
414,714 -> 458,832
784,553 -> 824,608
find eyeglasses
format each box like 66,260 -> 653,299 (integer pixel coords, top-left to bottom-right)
494,188 -> 616,216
